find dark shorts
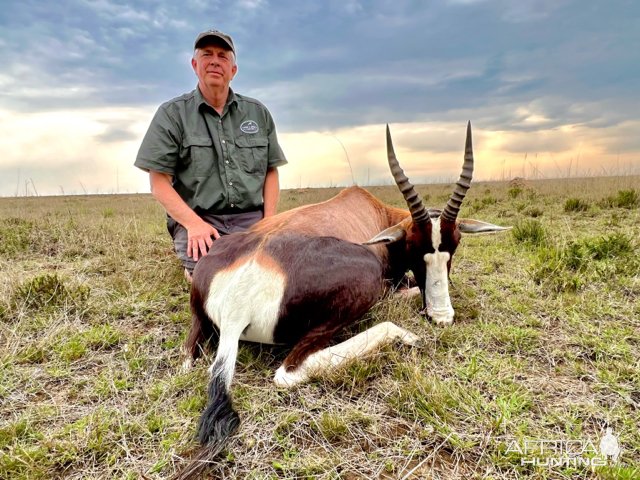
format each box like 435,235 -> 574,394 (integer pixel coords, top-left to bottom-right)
167,210 -> 263,273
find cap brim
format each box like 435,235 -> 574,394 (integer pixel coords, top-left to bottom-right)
194,35 -> 234,52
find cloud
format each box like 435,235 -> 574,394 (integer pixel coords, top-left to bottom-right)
4,0 -> 638,129
96,124 -> 140,143
0,105 -> 637,198
0,107 -> 153,196
0,0 -> 638,196
497,0 -> 569,22
591,121 -> 640,155
237,0 -> 266,9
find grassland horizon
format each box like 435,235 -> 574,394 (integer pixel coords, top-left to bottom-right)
3,172 -> 639,199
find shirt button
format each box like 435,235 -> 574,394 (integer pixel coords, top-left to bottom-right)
222,139 -> 226,144
225,160 -> 229,164
231,203 -> 235,207
229,181 -> 233,186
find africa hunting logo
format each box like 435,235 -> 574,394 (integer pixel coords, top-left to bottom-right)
240,120 -> 259,134
505,428 -> 622,467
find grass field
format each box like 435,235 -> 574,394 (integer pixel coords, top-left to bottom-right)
1,176 -> 639,479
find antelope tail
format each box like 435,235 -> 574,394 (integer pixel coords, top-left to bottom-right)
170,437 -> 233,480
171,327 -> 243,479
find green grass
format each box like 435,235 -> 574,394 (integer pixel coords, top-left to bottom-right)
512,219 -> 547,246
530,232 -> 637,292
508,186 -> 524,198
11,273 -> 90,312
1,176 -> 639,479
599,189 -> 639,209
565,197 -> 590,212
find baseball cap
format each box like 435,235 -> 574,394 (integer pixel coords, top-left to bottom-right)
194,29 -> 235,55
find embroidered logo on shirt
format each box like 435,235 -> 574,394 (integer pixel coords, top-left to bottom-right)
240,120 -> 259,134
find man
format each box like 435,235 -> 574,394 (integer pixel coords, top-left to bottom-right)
135,29 -> 287,281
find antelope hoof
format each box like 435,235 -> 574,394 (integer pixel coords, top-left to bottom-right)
422,307 -> 454,326
432,317 -> 454,326
274,365 -> 306,388
399,330 -> 422,347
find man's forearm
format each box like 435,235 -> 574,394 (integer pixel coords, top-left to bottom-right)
263,167 -> 280,217
149,171 -> 202,228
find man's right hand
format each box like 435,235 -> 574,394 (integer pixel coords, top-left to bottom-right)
186,219 -> 220,261
149,171 -> 221,262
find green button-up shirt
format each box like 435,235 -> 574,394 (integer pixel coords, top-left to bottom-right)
135,87 -> 287,212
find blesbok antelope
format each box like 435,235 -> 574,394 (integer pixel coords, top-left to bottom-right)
174,123 -> 509,479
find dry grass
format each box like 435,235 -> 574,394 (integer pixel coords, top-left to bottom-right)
1,176 -> 639,479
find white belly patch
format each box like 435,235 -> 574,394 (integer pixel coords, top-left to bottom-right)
204,256 -> 287,344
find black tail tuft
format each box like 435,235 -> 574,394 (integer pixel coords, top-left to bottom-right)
170,441 -> 229,480
197,374 -> 240,444
171,375 -> 240,480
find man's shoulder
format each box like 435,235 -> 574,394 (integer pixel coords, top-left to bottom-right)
234,92 -> 270,112
159,89 -> 199,111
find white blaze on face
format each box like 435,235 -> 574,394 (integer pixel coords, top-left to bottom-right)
423,217 -> 454,324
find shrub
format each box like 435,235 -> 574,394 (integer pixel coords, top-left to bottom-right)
515,202 -> 528,213
530,232 -> 636,293
585,232 -> 633,260
511,219 -> 546,247
0,218 -> 33,256
615,189 -> 639,208
468,199 -> 486,213
508,187 -> 523,199
531,245 -> 587,292
564,198 -> 589,212
12,274 -> 90,312
599,189 -> 639,209
524,207 -> 544,218
315,412 -> 348,442
526,190 -> 539,201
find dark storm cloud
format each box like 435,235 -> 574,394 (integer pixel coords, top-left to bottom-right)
0,0 -> 638,132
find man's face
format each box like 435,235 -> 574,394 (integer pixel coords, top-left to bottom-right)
192,44 -> 237,90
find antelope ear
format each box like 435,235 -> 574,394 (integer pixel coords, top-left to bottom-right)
364,218 -> 410,245
457,218 -> 511,234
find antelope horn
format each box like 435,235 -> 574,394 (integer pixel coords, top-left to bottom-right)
386,125 -> 429,224
441,121 -> 474,222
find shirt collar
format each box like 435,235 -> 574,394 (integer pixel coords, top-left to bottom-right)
196,86 -> 239,113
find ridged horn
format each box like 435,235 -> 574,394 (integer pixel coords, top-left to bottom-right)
386,125 -> 429,224
441,121 -> 474,222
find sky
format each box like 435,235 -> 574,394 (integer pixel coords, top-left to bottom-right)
1,0 -> 639,196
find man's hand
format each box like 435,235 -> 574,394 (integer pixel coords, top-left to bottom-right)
149,171 -> 221,262
186,219 -> 220,261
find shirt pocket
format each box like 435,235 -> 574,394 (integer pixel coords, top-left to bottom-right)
182,135 -> 214,176
234,136 -> 268,174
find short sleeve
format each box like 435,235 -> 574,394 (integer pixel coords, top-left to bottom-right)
134,106 -> 182,174
264,109 -> 288,169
